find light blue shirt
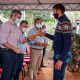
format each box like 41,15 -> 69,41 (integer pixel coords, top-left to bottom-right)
28,27 -> 48,49
18,32 -> 27,54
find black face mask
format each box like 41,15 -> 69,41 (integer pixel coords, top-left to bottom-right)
53,13 -> 58,19
77,23 -> 79,25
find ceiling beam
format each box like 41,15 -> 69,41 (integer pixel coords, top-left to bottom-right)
37,0 -> 41,4
0,3 -> 80,11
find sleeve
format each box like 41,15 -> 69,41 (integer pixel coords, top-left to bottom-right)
27,29 -> 34,38
27,30 -> 31,38
19,31 -> 24,42
0,23 -> 11,44
59,33 -> 71,61
44,37 -> 48,44
19,31 -> 28,43
45,33 -> 54,40
28,41 -> 36,45
27,29 -> 36,45
59,22 -> 72,61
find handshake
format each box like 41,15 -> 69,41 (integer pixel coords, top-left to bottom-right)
28,31 -> 46,41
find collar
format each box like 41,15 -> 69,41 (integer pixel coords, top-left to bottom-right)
34,27 -> 41,31
9,19 -> 15,25
58,14 -> 66,21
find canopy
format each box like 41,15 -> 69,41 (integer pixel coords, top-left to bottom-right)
0,0 -> 80,11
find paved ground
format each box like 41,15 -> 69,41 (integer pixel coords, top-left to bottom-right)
20,59 -> 80,80
20,49 -> 80,80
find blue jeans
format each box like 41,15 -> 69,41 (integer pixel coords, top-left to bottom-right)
0,48 -> 17,80
53,52 -> 71,80
14,54 -> 24,80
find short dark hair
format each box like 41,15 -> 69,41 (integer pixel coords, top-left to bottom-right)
34,18 -> 42,23
53,4 -> 65,13
20,20 -> 28,25
11,10 -> 22,17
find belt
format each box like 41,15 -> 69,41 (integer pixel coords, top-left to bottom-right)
31,48 -> 42,50
0,47 -> 13,52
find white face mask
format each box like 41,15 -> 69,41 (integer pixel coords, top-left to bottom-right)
36,23 -> 42,29
22,28 -> 26,32
15,18 -> 20,25
43,28 -> 46,32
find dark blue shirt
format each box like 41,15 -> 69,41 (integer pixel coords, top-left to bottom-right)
45,15 -> 72,61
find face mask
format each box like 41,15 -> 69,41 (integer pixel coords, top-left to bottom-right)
53,13 -> 58,19
15,18 -> 20,25
42,28 -> 46,32
22,28 -> 26,32
77,23 -> 79,25
36,23 -> 42,29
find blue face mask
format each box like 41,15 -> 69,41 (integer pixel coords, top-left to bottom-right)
15,18 -> 20,25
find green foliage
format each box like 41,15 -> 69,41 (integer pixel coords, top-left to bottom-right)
25,10 -> 55,34
25,10 -> 53,24
1,10 -> 11,18
25,10 -> 34,25
66,11 -> 80,25
0,10 -> 80,35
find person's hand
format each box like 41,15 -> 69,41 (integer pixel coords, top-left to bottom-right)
23,38 -> 27,42
35,42 -> 43,46
27,37 -> 33,41
35,42 -> 48,47
14,48 -> 22,54
21,38 -> 27,43
28,34 -> 39,41
37,30 -> 46,36
43,43 -> 48,47
55,60 -> 63,70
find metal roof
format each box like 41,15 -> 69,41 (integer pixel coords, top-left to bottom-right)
0,0 -> 80,10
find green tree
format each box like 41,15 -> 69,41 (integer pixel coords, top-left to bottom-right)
1,10 -> 11,18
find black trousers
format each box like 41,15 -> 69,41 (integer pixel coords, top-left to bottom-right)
14,54 -> 24,80
41,47 -> 46,66
0,48 -> 17,80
